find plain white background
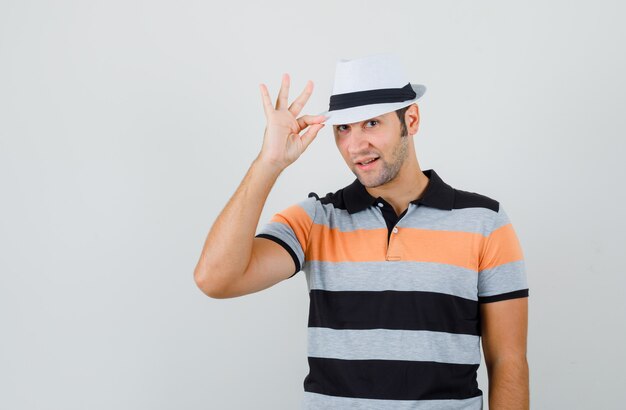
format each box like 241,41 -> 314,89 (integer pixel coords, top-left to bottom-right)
1,1 -> 624,409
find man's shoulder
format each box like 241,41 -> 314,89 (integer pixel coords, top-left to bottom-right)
307,184 -> 350,209
305,185 -> 502,213
307,190 -> 342,204
278,184 -> 349,218
452,187 -> 500,213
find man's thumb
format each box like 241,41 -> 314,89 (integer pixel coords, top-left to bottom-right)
301,123 -> 324,149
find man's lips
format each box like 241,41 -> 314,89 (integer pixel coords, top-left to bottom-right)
354,156 -> 380,165
356,157 -> 380,169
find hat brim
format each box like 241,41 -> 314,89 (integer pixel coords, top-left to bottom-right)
318,83 -> 426,126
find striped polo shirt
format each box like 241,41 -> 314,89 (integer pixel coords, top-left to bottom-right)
255,168 -> 529,409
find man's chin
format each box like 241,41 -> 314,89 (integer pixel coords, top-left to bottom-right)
355,174 -> 384,189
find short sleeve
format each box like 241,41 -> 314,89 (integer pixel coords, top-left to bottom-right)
477,204 -> 529,303
254,196 -> 317,278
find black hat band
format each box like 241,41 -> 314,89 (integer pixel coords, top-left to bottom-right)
328,82 -> 416,111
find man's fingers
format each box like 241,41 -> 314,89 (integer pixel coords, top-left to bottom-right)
259,83 -> 273,117
296,114 -> 327,131
288,80 -> 314,117
275,73 -> 290,110
299,123 -> 325,150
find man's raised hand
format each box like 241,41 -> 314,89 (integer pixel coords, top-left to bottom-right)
257,73 -> 326,171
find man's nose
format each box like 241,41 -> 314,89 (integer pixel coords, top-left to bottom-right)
347,129 -> 371,155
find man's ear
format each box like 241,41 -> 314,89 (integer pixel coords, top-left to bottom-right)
406,103 -> 420,135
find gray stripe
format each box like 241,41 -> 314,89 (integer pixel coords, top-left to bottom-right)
316,202 -> 495,235
302,391 -> 483,410
400,205 -> 494,235
317,202 -> 385,230
304,260 -> 478,301
478,259 -> 528,297
307,328 -> 481,364
492,205 -> 511,231
297,196 -> 318,220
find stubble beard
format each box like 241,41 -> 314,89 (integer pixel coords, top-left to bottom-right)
354,132 -> 409,188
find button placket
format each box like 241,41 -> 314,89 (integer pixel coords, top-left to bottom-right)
387,207 -> 405,260
375,199 -> 403,261
387,224 -> 401,260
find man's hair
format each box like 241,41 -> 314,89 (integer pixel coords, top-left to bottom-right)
394,104 -> 412,137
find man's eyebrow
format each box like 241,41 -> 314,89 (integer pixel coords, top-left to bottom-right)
335,118 -> 380,128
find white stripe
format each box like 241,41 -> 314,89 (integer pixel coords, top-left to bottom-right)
302,391 -> 483,410
304,260 -> 479,300
307,328 -> 481,364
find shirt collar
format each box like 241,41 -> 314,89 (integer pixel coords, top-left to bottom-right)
343,169 -> 455,214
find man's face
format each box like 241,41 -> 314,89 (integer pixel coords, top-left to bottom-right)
333,110 -> 409,188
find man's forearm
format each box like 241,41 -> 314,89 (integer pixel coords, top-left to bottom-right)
193,154 -> 284,294
488,358 -> 530,409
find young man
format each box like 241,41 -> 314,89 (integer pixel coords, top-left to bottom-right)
194,54 -> 530,409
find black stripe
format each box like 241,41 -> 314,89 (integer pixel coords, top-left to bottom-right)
479,288 -> 529,303
304,357 -> 482,401
329,83 -> 416,111
255,233 -> 300,277
308,289 -> 480,335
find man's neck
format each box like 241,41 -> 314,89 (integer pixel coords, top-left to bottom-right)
365,164 -> 430,217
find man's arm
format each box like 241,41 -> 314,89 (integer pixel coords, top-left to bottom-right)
480,297 -> 529,409
193,73 -> 325,298
194,156 -> 284,297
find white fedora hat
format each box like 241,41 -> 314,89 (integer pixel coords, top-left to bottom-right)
319,53 -> 426,126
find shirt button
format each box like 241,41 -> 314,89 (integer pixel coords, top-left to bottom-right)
392,227 -> 398,234
377,202 -> 384,208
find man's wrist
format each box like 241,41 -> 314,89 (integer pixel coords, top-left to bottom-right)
254,154 -> 286,176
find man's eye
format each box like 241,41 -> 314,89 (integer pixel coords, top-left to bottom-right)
366,120 -> 378,127
337,125 -> 348,132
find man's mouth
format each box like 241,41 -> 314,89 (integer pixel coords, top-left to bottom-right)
356,157 -> 380,169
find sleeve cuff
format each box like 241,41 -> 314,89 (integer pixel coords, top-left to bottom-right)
478,288 -> 529,303
255,233 -> 301,278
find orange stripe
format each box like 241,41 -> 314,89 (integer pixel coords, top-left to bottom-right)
307,224 -> 485,270
270,204 -> 313,252
478,223 -> 524,271
308,224 -> 389,262
395,228 -> 483,270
